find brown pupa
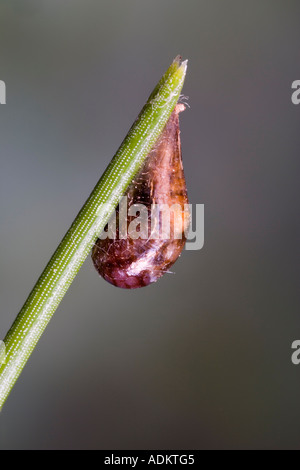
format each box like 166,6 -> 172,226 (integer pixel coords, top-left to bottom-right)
92,103 -> 189,288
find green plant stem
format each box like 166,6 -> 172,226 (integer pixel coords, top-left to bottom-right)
0,57 -> 187,409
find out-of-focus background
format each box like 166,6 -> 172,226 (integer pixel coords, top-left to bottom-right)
0,0 -> 299,450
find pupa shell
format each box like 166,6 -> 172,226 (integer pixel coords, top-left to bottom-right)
92,103 -> 190,288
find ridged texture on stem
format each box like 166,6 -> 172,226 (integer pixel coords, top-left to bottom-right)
0,56 -> 187,408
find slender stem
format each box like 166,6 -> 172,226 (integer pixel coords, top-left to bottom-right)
0,57 -> 187,409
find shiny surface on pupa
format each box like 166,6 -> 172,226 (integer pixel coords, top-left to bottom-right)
92,104 -> 189,288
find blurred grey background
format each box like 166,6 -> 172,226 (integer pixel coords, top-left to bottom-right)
0,0 -> 299,450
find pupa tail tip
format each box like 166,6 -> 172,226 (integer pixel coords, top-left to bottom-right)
175,103 -> 186,114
